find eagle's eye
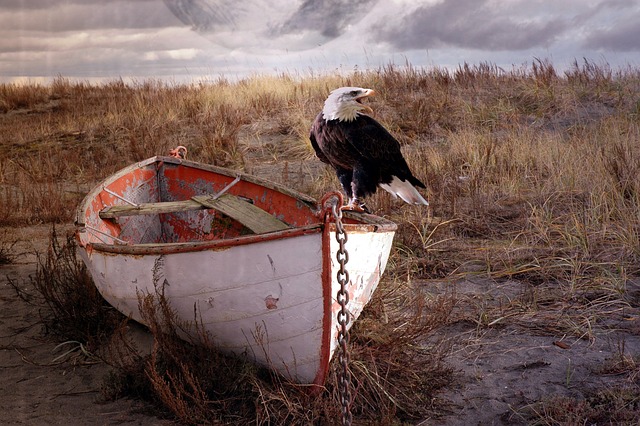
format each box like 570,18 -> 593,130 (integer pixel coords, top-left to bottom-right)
349,90 -> 359,97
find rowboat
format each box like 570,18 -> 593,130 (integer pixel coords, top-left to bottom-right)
74,155 -> 397,386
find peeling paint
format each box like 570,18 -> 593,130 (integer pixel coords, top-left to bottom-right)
265,295 -> 279,310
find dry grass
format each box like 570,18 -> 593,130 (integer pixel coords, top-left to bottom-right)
98,263 -> 453,425
1,59 -> 640,423
518,384 -> 640,425
0,230 -> 18,264
6,227 -> 125,356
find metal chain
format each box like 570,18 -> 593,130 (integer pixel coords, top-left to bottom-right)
331,202 -> 353,426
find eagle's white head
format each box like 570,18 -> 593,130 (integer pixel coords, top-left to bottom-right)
322,87 -> 375,122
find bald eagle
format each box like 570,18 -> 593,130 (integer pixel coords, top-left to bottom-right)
310,87 -> 428,212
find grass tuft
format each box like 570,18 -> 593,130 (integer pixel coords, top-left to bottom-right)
7,227 -> 124,351
100,276 -> 454,424
519,384 -> 640,425
0,230 -> 18,264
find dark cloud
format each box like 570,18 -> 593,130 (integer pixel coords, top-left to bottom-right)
0,0 -> 143,12
162,0 -> 239,31
373,0 -> 567,51
164,0 -> 374,43
271,0 -> 376,39
163,0 -> 375,51
0,0 -> 81,10
0,0 -> 180,32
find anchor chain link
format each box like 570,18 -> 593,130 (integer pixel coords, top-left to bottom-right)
331,202 -> 352,426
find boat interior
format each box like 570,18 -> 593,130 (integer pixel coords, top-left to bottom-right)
81,158 -> 324,246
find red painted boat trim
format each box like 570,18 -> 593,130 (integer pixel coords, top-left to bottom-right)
312,216 -> 334,391
88,224 -> 323,255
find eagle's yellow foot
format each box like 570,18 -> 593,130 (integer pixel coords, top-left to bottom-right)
169,145 -> 187,159
340,204 -> 365,212
341,199 -> 369,213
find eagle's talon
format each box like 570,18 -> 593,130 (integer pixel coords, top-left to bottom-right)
341,201 -> 369,213
340,204 -> 362,212
169,146 -> 187,159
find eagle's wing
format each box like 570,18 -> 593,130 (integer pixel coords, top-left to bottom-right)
309,114 -> 331,165
343,115 -> 426,188
345,117 -> 406,166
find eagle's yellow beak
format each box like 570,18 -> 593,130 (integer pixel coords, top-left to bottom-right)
356,89 -> 375,114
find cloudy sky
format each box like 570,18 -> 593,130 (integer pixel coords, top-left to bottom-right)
2,0 -> 640,84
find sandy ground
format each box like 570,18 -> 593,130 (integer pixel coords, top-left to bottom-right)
424,278 -> 640,425
1,225 -> 639,425
0,225 -> 173,425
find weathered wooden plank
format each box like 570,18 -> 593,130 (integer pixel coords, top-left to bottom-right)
192,194 -> 290,234
99,193 -> 290,234
99,199 -> 204,218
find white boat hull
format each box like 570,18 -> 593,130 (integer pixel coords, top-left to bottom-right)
75,156 -> 396,385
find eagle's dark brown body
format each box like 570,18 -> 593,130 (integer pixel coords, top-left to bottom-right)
309,112 -> 426,202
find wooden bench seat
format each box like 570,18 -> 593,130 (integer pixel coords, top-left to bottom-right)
99,193 -> 290,234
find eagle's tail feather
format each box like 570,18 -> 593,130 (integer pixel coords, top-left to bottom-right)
380,176 -> 429,206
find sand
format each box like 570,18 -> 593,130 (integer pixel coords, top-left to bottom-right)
424,278 -> 640,425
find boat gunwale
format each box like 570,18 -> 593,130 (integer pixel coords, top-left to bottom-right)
84,219 -> 397,255
74,155 -> 319,227
87,224 -> 323,255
